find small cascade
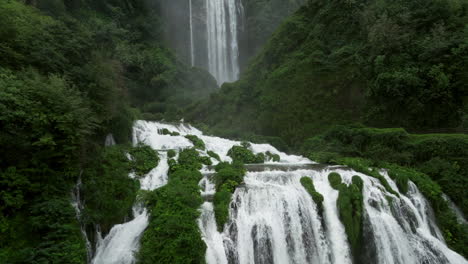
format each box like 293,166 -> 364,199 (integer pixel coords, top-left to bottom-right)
443,194 -> 467,224
104,134 -> 116,146
71,175 -> 93,262
198,174 -> 229,264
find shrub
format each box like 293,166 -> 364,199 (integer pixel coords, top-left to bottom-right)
129,143 -> 159,177
227,145 -> 264,164
167,149 -> 176,158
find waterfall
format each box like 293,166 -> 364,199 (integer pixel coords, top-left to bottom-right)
189,0 -> 195,66
204,0 -> 243,85
86,120 -> 467,263
71,175 -> 93,263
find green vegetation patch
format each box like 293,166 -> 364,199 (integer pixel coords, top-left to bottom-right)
137,148 -> 206,264
338,157 -> 399,197
227,145 -> 264,164
185,135 -> 206,150
265,151 -> 280,162
160,128 -> 180,136
213,162 -> 246,231
300,177 -> 324,216
167,149 -> 176,159
82,145 -> 139,233
328,172 -> 342,190
129,143 -> 159,177
336,175 -> 364,262
208,151 -> 221,162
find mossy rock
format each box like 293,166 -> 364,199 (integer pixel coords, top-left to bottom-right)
207,151 -> 221,161
185,135 -> 205,150
167,149 -> 176,159
300,177 -> 324,216
328,172 -> 342,189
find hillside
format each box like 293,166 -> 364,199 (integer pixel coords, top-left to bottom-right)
188,0 -> 468,146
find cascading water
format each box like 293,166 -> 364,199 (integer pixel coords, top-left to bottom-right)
204,0 -> 244,85
87,120 -> 467,263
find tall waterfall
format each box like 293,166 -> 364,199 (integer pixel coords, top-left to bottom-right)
205,0 -> 243,85
86,120 -> 467,264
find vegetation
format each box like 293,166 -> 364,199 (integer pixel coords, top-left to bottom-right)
318,130 -> 468,257
188,0 -> 468,147
167,149 -> 177,159
265,151 -> 281,162
213,162 -> 246,231
185,135 -> 206,150
207,151 -> 221,162
129,143 -> 159,177
81,145 -> 139,233
137,148 -> 206,263
227,145 -> 264,164
303,125 -> 468,217
329,173 -> 364,262
300,177 -> 324,216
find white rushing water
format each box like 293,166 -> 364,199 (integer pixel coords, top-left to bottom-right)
91,127 -> 170,264
91,120 -> 467,264
205,0 -> 243,85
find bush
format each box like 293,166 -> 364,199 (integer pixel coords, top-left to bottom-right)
129,143 -> 159,177
167,149 -> 176,158
81,146 -> 139,233
227,145 -> 264,164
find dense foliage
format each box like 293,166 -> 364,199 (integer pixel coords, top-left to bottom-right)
227,145 -> 264,164
0,0 -> 214,262
213,162 -> 246,231
81,146 -> 139,234
188,0 -> 468,147
129,143 -> 159,177
137,148 -> 206,264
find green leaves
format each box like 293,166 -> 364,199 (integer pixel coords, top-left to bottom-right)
129,143 -> 159,177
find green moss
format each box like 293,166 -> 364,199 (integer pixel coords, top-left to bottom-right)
185,135 -> 205,150
213,162 -> 246,231
338,157 -> 399,197
300,177 -> 324,216
336,175 -> 364,262
328,172 -> 342,189
137,147 -> 205,264
129,143 -> 159,177
167,149 -> 176,159
207,151 -> 221,161
265,151 -> 280,162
